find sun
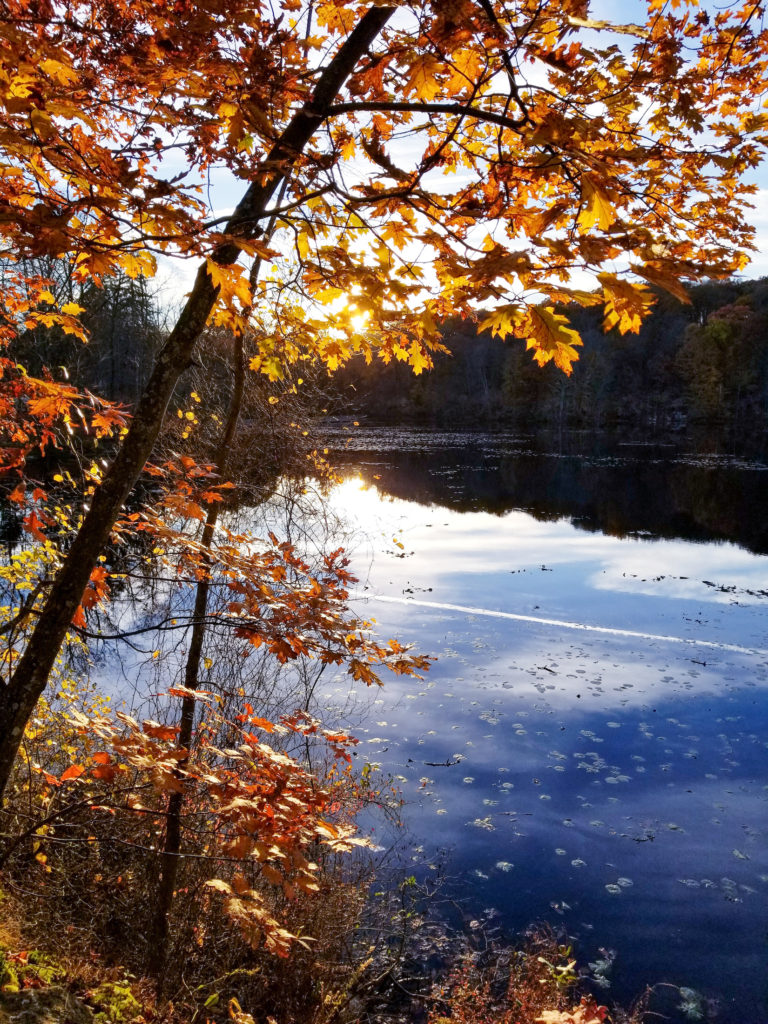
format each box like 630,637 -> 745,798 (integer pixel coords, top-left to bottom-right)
323,290 -> 372,335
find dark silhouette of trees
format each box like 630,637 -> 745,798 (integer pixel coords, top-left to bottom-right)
330,280 -> 768,434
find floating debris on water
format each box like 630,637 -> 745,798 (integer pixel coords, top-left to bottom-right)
468,817 -> 495,831
678,987 -> 705,1021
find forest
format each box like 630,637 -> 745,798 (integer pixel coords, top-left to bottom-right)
331,278 -> 768,434
1,1 -> 768,1023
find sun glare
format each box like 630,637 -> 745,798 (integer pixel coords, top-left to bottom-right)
323,292 -> 371,335
328,473 -> 394,529
348,308 -> 371,332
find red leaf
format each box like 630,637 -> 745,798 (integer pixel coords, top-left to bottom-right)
23,510 -> 47,542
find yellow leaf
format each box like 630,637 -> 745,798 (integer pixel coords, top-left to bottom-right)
206,258 -> 230,290
478,303 -> 524,339
598,273 -> 655,334
448,49 -> 483,90
408,341 -> 431,375
316,1 -> 357,33
382,220 -> 412,248
206,259 -> 252,307
205,878 -> 234,895
404,54 -> 443,101
577,176 -> 616,232
121,249 -> 157,279
524,306 -> 583,375
40,58 -> 79,85
315,285 -> 345,305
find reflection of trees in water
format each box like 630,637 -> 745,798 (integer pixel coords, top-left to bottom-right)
333,435 -> 768,555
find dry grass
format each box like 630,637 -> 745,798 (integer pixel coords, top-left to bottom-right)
424,930 -> 650,1024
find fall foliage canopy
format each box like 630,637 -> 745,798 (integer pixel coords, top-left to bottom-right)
0,0 -> 767,797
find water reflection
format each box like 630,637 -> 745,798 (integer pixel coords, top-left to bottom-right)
322,432 -> 768,1024
329,428 -> 768,554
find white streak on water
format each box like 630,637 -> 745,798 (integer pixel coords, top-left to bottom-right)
354,593 -> 768,658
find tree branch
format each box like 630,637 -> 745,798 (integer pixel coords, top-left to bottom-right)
0,4 -> 396,804
326,99 -> 527,130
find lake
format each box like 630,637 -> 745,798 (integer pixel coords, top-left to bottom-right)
316,427 -> 768,1023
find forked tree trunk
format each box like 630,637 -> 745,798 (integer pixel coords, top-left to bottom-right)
0,7 -> 394,803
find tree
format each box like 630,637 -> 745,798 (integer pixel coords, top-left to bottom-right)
1,0 -> 768,799
676,299 -> 767,422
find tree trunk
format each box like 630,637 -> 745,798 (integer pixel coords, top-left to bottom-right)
146,332 -> 245,979
0,6 -> 394,803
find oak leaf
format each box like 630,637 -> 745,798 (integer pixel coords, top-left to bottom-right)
524,307 -> 583,375
578,176 -> 617,232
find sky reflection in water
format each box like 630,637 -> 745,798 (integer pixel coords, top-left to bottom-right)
319,461 -> 768,1023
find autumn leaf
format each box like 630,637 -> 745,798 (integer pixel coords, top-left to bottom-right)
447,48 -> 484,91
143,720 -> 180,741
632,262 -> 692,303
577,176 -> 617,232
598,272 -> 656,333
121,249 -> 157,279
478,304 -> 525,339
74,251 -> 120,285
524,306 -> 583,375
404,54 -> 443,101
40,58 -> 79,86
315,1 -> 357,34
91,406 -> 129,438
23,510 -> 47,542
408,341 -> 431,375
536,996 -> 609,1023
61,302 -> 85,316
296,231 -> 311,261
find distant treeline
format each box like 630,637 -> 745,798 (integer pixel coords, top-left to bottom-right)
20,267 -> 768,435
330,278 -> 768,431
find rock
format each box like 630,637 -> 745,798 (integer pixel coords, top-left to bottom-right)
0,986 -> 94,1024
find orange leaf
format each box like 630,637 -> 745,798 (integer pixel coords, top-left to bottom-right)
23,511 -> 47,542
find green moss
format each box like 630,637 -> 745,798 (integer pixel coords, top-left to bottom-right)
0,949 -> 66,993
0,951 -> 19,993
90,981 -> 141,1024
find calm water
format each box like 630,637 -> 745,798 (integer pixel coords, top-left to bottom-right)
319,428 -> 768,1023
